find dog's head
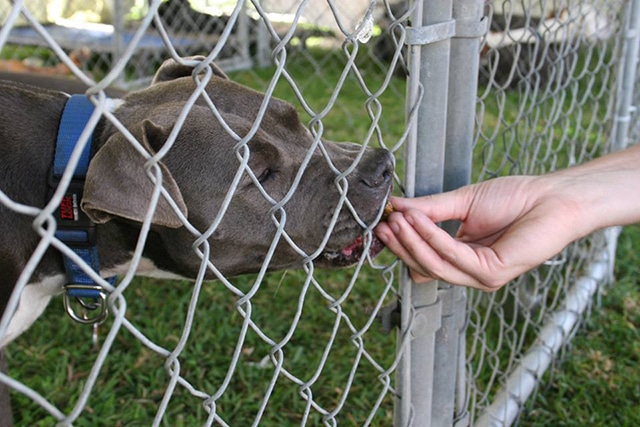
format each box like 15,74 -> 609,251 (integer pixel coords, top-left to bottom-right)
82,57 -> 394,278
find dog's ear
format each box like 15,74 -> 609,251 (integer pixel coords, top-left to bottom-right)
81,120 -> 188,228
151,56 -> 228,84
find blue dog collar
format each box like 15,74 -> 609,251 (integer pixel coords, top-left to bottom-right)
51,94 -> 114,325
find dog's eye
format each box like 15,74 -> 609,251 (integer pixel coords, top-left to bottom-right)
257,168 -> 275,184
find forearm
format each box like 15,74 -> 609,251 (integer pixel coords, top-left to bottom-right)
538,144 -> 640,236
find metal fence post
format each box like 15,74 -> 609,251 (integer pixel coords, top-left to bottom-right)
397,0 -> 453,425
112,0 -> 125,87
611,0 -> 640,152
431,1 -> 486,426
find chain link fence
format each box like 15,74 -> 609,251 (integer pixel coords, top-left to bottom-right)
0,0 -> 638,426
468,1 -> 636,424
0,1 -> 407,426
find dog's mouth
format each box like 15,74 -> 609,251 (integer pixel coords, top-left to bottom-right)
319,234 -> 386,267
315,195 -> 392,268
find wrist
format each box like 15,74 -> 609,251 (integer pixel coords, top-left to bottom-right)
531,173 -> 596,240
540,146 -> 640,235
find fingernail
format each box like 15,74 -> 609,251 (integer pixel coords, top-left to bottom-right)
390,222 -> 400,234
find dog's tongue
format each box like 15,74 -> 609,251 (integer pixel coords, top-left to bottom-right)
341,236 -> 363,257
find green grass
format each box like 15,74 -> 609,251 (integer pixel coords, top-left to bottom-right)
7,269 -> 400,426
520,225 -> 640,426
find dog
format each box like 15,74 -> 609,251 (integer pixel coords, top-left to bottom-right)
0,56 -> 393,424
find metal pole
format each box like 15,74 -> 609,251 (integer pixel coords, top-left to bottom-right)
431,1 -> 486,426
112,0 -> 125,87
611,0 -> 640,152
397,0 -> 453,425
395,0 -> 424,422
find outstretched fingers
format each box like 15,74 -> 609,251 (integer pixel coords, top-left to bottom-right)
376,211 -> 494,290
401,210 -> 512,290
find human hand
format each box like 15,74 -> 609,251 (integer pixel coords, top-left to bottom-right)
374,176 -> 588,291
374,145 -> 640,291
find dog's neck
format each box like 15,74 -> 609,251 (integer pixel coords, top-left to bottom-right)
91,97 -> 124,153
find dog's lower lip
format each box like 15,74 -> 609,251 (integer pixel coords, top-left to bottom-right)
340,236 -> 364,257
320,234 -> 385,266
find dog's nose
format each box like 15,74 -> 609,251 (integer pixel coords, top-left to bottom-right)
360,149 -> 394,189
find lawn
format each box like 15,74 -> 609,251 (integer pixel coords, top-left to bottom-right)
521,225 -> 640,426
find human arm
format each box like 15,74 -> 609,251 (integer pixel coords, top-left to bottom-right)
374,144 -> 640,291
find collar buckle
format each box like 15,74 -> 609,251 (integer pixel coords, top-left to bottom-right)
63,285 -> 109,325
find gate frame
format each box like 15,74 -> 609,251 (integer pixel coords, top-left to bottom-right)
397,0 -> 485,426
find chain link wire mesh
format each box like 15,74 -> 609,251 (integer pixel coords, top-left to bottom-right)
467,0 -> 634,425
0,0 -> 638,425
0,0 -> 411,425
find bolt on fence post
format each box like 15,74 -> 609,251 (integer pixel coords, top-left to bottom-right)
611,0 -> 640,152
397,0 -> 454,426
431,1 -> 486,426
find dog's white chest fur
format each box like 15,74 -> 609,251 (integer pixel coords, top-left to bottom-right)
0,275 -> 65,348
0,257 -> 188,348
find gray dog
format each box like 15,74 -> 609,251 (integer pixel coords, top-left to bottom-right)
0,57 -> 393,424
